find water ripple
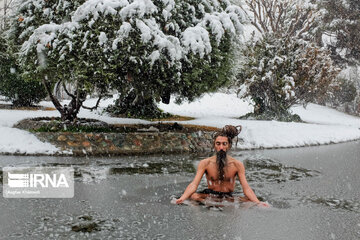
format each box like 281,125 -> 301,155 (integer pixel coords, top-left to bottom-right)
244,158 -> 321,183
304,195 -> 360,213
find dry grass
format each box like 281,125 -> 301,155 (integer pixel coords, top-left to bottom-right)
149,115 -> 195,122
111,122 -> 220,132
180,124 -> 221,132
0,104 -> 56,111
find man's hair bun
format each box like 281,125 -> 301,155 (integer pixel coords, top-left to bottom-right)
212,125 -> 242,148
221,125 -> 242,139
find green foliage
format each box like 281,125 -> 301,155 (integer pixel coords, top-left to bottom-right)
106,90 -> 172,119
178,36 -> 237,102
0,35 -> 47,106
235,35 -> 299,118
104,0 -> 244,116
7,0 -> 111,120
335,79 -> 357,103
240,111 -> 302,122
32,124 -> 114,133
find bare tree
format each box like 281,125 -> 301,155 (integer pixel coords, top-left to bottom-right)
240,0 -> 320,39
0,0 -> 17,31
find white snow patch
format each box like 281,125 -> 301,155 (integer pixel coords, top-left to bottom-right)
98,32 -> 108,46
182,26 -> 212,58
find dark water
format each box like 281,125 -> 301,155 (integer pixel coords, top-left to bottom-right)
0,141 -> 359,239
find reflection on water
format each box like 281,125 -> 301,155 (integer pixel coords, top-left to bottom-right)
107,161 -> 195,175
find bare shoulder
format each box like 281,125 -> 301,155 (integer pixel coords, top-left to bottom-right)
198,156 -> 213,168
227,156 -> 245,171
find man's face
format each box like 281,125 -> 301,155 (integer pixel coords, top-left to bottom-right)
214,136 -> 230,153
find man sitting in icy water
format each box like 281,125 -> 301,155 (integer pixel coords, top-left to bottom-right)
176,125 -> 269,207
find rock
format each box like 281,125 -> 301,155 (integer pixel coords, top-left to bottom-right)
137,126 -> 160,132
169,122 -> 183,131
82,141 -> 91,147
71,222 -> 100,232
78,215 -> 92,221
57,135 -> 67,141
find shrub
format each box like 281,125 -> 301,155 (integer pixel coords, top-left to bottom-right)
0,35 -> 47,106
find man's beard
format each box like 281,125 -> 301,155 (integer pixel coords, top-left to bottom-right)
216,150 -> 227,181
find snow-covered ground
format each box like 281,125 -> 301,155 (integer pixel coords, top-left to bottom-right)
0,92 -> 360,155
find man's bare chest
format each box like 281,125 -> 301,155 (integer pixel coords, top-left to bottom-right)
205,163 -> 238,181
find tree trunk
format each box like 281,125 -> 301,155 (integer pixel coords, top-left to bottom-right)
42,76 -> 84,122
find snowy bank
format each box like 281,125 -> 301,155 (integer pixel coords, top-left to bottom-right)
159,93 -> 360,149
0,92 -> 360,155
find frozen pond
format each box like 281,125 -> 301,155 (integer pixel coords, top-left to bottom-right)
0,141 -> 359,239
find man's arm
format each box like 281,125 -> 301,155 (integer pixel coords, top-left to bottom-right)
236,161 -> 260,203
176,160 -> 207,204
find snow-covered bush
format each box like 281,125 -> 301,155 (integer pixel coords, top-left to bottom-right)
235,34 -> 339,121
7,0 -> 245,120
106,0 -> 246,118
7,0 -> 97,120
233,0 -> 339,121
0,34 -> 47,106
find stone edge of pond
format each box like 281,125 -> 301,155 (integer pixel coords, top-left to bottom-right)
8,117 -> 221,156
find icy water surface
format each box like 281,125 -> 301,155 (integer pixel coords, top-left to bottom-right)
0,141 -> 359,239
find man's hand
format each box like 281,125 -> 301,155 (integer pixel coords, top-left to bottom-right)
175,198 -> 184,204
257,201 -> 270,207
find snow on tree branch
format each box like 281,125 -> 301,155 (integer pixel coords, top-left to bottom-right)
182,26 -> 211,58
